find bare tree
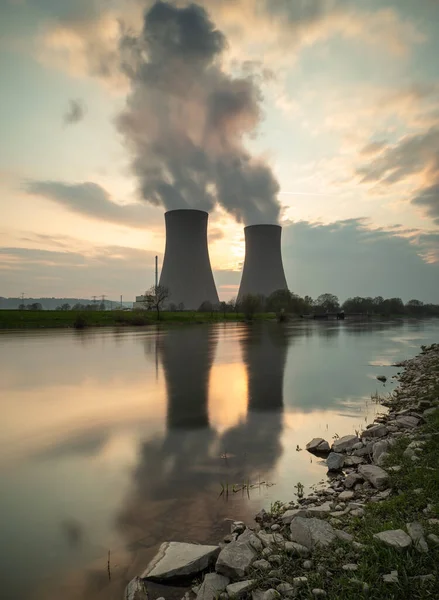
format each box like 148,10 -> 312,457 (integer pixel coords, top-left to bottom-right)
143,285 -> 169,320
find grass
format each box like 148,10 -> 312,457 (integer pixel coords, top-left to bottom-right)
0,309 -> 277,329
249,377 -> 439,598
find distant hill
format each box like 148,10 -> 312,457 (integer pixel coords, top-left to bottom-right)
0,297 -> 132,310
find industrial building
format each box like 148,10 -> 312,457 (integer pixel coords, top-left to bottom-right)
237,224 -> 288,301
159,209 -> 219,310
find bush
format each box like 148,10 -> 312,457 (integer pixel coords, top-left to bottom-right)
73,313 -> 88,329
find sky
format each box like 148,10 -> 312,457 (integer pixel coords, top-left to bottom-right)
0,0 -> 438,303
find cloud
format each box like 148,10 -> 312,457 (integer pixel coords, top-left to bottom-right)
0,243 -> 158,297
282,218 -> 439,302
356,128 -> 439,224
24,179 -> 162,229
63,98 -> 86,124
116,1 -> 281,225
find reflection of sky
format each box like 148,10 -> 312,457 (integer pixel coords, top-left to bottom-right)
1,320 -> 439,600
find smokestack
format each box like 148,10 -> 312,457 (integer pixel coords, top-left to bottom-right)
159,209 -> 219,310
238,225 -> 288,300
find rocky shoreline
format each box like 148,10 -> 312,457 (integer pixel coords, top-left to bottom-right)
127,343 -> 439,600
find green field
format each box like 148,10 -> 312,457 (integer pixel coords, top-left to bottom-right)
0,309 -> 276,329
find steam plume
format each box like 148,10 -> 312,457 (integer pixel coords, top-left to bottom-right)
117,0 -> 280,225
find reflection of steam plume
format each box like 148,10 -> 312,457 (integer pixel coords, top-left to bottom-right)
158,326 -> 218,429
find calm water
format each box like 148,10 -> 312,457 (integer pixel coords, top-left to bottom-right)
1,319 -> 438,600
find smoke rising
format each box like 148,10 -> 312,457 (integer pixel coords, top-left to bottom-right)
117,0 -> 280,225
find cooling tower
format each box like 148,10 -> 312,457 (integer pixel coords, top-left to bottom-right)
159,209 -> 219,310
237,225 -> 288,300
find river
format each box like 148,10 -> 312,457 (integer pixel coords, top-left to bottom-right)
1,319 -> 438,600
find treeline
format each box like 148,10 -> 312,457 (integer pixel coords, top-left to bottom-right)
200,291 -> 439,319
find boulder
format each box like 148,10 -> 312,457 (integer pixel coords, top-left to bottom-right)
196,574 -> 230,600
125,577 -> 148,600
252,559 -> 271,571
395,415 -> 420,428
239,529 -> 263,551
406,522 -> 428,553
358,465 -> 389,490
344,456 -> 365,467
281,509 -> 304,524
216,540 -> 257,579
306,438 -> 330,453
142,542 -> 220,581
373,529 -> 412,551
332,435 -> 361,453
284,541 -> 310,556
326,452 -> 345,471
362,424 -> 388,439
257,532 -> 285,548
226,580 -> 256,597
290,517 -> 336,550
338,490 -> 354,501
372,439 -> 393,463
344,473 -> 364,489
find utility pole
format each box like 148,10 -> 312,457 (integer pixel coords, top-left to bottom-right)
92,295 -> 97,304
120,295 -> 123,309
155,256 -> 158,289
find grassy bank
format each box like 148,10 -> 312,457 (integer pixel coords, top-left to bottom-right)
0,309 -> 277,329
248,345 -> 439,599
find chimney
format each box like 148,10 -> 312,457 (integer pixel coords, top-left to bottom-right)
159,209 -> 219,310
238,224 -> 288,301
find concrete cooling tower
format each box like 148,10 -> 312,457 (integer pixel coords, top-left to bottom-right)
238,224 -> 288,300
159,209 -> 219,310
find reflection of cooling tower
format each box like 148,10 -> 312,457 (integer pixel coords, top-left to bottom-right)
158,327 -> 218,429
241,325 -> 288,411
238,225 -> 288,300
159,210 -> 219,309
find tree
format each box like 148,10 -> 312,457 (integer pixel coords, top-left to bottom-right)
315,293 -> 340,313
169,303 -> 177,312
61,303 -> 71,311
406,299 -> 424,317
177,302 -> 185,312
219,301 -> 228,318
72,303 -> 85,310
267,289 -> 292,314
27,302 -> 42,310
227,297 -> 237,313
240,294 -> 261,321
18,303 -> 26,310
143,285 -> 169,320
198,301 -> 213,313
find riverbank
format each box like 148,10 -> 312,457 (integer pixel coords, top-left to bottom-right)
128,343 -> 439,600
0,309 -> 274,329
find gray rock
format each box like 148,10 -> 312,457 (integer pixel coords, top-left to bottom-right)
373,529 -> 412,551
284,541 -> 310,556
358,464 -> 389,490
376,452 -> 390,467
276,583 -> 295,596
388,465 -> 401,472
252,589 -> 280,600
335,530 -> 354,543
197,574 -> 230,600
255,509 -> 268,522
262,547 -> 273,557
410,574 -> 435,582
216,540 -> 257,579
373,439 -> 393,463
231,521 -> 246,534
427,533 -> 439,545
270,524 -> 280,531
303,560 -> 313,569
125,577 -> 148,600
396,415 -> 420,428
292,577 -> 308,587
342,564 -> 358,571
252,559 -> 271,571
406,522 -> 428,553
383,570 -> 399,583
257,532 -> 285,548
362,424 -> 388,438
350,508 -> 365,518
281,509 -> 304,524
142,542 -> 220,580
312,590 -> 327,597
239,529 -> 263,551
306,502 -> 333,517
268,554 -> 282,566
306,438 -> 330,453
290,517 -> 336,549
344,456 -> 365,467
338,490 -> 354,501
226,580 -> 255,597
352,442 -> 374,457
344,473 -> 364,489
326,452 -> 345,471
332,435 -> 360,453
